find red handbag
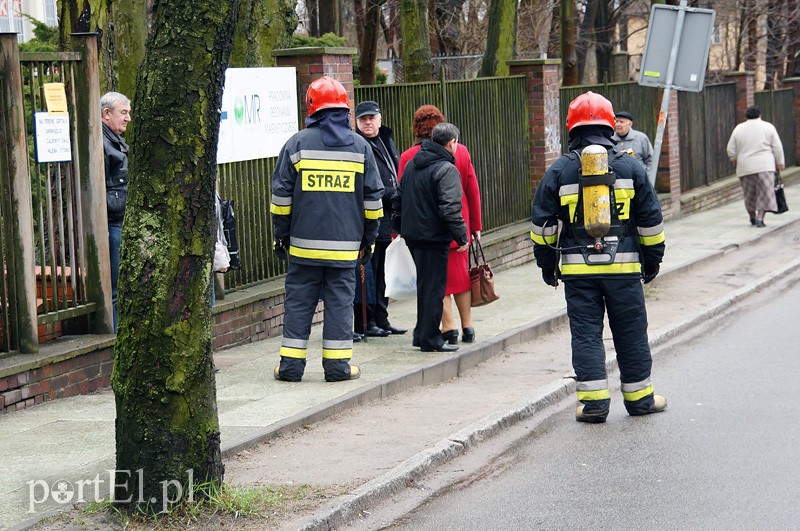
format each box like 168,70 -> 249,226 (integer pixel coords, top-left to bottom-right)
468,239 -> 499,307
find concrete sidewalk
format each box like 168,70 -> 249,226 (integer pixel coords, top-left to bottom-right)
3,179 -> 800,530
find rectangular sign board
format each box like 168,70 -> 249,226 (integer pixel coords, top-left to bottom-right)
217,67 -> 299,164
639,4 -> 716,92
34,112 -> 72,163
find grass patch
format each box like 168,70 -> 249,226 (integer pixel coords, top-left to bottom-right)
32,483 -> 344,530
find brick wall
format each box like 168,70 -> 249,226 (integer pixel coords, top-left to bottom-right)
211,292 -> 324,351
1,347 -> 113,413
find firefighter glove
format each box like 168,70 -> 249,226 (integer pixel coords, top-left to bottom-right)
643,263 -> 660,284
542,268 -> 558,288
359,241 -> 373,265
274,237 -> 289,261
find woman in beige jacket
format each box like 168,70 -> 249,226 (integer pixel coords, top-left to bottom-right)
726,105 -> 785,227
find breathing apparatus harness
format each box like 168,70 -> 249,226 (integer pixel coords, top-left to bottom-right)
541,145 -> 624,266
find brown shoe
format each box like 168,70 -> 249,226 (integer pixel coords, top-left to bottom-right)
575,404 -> 608,423
347,364 -> 361,380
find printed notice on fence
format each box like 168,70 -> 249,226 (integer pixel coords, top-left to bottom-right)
35,112 -> 72,163
43,83 -> 68,114
217,67 -> 299,163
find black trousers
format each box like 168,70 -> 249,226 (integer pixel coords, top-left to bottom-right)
409,245 -> 449,350
279,262 -> 355,381
372,239 -> 391,328
564,277 -> 655,413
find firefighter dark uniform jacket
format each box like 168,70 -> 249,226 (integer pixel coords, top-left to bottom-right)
530,145 -> 665,278
270,121 -> 384,268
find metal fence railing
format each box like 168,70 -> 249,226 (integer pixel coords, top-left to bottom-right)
217,158 -> 282,290
20,52 -> 96,343
357,75 -> 531,231
559,82 -> 659,153
678,83 -> 737,191
755,89 -> 797,167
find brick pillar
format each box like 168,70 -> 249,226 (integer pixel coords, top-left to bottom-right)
655,89 -> 681,204
723,71 -> 755,122
272,47 -> 358,124
508,58 -> 562,190
782,77 -> 800,162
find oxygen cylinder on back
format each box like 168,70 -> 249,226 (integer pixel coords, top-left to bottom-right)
580,145 -> 612,239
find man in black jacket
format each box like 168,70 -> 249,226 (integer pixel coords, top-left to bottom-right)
392,123 -> 468,352
101,91 -> 131,332
354,100 -> 407,337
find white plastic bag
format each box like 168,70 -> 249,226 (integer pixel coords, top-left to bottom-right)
384,237 -> 417,300
213,241 -> 231,272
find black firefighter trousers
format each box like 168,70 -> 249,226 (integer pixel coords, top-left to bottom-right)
278,261 -> 355,382
564,277 -> 656,415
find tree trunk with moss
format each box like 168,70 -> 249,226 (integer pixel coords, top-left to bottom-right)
229,0 -> 297,68
400,0 -> 434,82
479,0 -> 518,77
359,0 -> 384,85
112,0 -> 149,100
561,0 -> 578,86
111,0 -> 239,509
58,0 -> 115,93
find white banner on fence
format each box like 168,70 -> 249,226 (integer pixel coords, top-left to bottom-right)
217,67 -> 299,164
34,112 -> 72,163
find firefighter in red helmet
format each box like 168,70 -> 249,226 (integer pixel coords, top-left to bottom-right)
530,91 -> 667,423
271,76 -> 384,382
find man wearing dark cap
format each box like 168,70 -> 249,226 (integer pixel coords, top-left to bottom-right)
354,100 -> 407,336
612,110 -> 654,181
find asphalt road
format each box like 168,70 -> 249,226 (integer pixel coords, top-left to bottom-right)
387,271 -> 800,530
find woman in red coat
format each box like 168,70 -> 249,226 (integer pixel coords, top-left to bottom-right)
398,105 -> 483,344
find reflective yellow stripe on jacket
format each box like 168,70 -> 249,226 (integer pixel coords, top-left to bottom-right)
365,199 -> 383,220
530,221 -> 558,246
288,236 -> 361,261
270,194 -> 292,215
561,252 -> 642,276
638,222 -> 665,246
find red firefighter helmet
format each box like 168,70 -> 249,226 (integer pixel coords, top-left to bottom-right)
566,91 -> 615,131
306,76 -> 350,117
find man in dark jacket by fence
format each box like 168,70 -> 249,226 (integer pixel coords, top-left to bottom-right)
101,91 -> 132,332
392,122 -> 468,352
353,100 -> 407,337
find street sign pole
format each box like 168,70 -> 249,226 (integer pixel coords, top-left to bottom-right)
647,0 -> 688,188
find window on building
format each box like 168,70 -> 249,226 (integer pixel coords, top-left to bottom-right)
0,0 -> 23,33
710,25 -> 721,46
44,0 -> 57,27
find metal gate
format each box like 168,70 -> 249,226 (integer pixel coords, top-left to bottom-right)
0,34 -> 112,355
20,52 -> 94,342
